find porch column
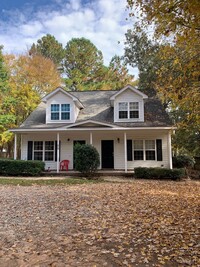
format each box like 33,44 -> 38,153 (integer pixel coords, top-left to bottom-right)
124,132 -> 127,173
168,131 -> 173,169
14,134 -> 17,160
57,132 -> 60,173
90,132 -> 93,145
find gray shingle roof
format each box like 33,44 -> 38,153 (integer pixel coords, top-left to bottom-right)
19,90 -> 172,129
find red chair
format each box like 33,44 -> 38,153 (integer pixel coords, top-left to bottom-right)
60,160 -> 70,171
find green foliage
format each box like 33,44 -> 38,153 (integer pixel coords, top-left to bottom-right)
64,37 -> 104,91
124,29 -> 159,96
134,167 -> 185,180
29,34 -> 65,66
172,155 -> 195,169
0,159 -> 45,176
74,144 -> 100,177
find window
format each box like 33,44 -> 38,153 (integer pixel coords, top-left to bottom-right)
33,141 -> 55,161
145,140 -> 156,160
45,141 -> 54,161
134,140 -> 144,160
61,104 -> 70,120
51,104 -> 59,120
119,102 -> 139,119
34,141 -> 43,160
51,104 -> 70,121
130,102 -> 139,118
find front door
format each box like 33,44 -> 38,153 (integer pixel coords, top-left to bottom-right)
101,140 -> 114,169
73,140 -> 86,169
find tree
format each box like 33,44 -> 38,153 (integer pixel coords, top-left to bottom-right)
29,34 -> 65,66
64,38 -> 105,91
127,0 -> 200,156
124,29 -> 160,96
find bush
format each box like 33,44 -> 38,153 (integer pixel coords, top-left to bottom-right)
74,144 -> 100,177
0,159 -> 45,176
173,155 -> 195,168
134,167 -> 185,180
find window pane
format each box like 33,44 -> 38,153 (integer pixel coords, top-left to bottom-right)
134,151 -> 144,160
134,140 -> 143,150
51,113 -> 59,120
130,102 -> 138,110
34,152 -> 43,160
51,104 -> 59,112
61,104 -> 70,111
61,112 -> 70,120
145,140 -> 155,149
34,141 -> 43,150
146,151 -> 156,160
45,151 -> 54,161
130,110 -> 139,118
119,102 -> 128,111
119,111 -> 128,119
45,141 -> 54,150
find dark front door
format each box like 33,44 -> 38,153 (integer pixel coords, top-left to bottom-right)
101,140 -> 114,169
73,140 -> 86,169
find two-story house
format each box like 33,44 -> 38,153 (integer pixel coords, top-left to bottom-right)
11,85 -> 173,173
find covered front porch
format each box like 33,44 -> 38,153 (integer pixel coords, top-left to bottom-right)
13,127 -> 173,173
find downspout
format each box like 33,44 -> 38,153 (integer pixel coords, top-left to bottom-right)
168,131 -> 173,169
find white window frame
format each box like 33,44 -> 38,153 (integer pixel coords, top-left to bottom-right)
118,102 -> 139,120
51,104 -> 70,121
33,141 -> 55,161
133,140 -> 156,161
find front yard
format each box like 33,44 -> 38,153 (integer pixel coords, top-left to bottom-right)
0,179 -> 199,266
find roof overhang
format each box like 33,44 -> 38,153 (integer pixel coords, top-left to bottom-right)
42,87 -> 84,109
110,85 -> 148,107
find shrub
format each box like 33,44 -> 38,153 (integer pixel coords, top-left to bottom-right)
134,167 -> 185,180
0,159 -> 45,176
74,144 -> 100,177
173,155 -> 195,168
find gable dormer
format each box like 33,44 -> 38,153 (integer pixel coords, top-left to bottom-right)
110,85 -> 148,123
42,87 -> 84,124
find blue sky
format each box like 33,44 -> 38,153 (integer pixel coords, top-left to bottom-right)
0,0 -> 137,76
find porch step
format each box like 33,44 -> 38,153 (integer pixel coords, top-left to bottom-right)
43,170 -> 134,177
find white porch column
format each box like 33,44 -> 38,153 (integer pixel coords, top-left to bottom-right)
57,132 -> 60,173
168,131 -> 173,169
14,134 -> 17,160
90,132 -> 93,145
124,132 -> 127,173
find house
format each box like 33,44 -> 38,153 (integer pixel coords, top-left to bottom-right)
11,85 -> 173,173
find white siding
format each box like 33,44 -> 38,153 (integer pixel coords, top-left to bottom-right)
114,89 -> 144,122
46,91 -> 79,123
21,129 -> 171,171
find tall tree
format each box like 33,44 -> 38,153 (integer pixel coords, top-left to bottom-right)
126,0 -> 200,156
124,29 -> 160,96
29,34 -> 65,66
64,38 -> 105,91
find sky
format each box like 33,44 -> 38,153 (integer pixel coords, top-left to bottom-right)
0,0 -> 137,76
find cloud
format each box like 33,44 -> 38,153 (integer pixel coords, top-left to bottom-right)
0,0 -> 138,76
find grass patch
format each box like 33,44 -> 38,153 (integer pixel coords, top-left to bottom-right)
0,177 -> 103,186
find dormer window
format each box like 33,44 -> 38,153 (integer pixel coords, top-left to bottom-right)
119,102 -> 139,119
51,104 -> 70,121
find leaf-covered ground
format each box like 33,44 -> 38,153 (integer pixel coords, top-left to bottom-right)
0,180 -> 199,267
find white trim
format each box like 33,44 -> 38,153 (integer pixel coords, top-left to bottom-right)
90,132 -> 93,145
110,85 -> 148,103
10,126 -> 175,133
65,119 -> 115,129
42,87 -> 84,109
168,131 -> 173,169
14,134 -> 17,160
57,133 -> 60,173
124,132 -> 127,173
